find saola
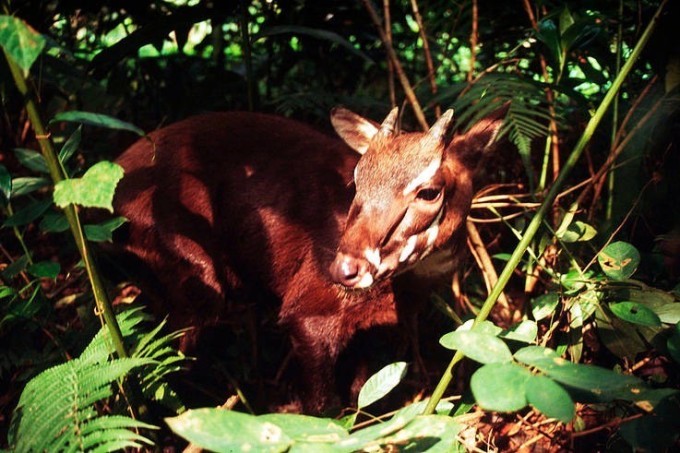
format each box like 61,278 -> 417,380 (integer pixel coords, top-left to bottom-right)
112,106 -> 506,413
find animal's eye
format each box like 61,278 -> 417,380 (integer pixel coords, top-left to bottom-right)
416,188 -> 442,201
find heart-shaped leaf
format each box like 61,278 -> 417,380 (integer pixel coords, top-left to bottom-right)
53,161 -> 124,212
0,16 -> 46,72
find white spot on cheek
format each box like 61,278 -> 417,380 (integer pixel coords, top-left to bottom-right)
399,235 -> 418,263
426,225 -> 439,248
364,248 -> 381,269
356,272 -> 374,288
403,158 -> 441,196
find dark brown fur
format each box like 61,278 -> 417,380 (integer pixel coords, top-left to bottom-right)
113,109 -> 505,413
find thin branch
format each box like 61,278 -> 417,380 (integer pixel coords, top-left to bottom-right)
360,0 -> 429,130
409,0 -> 440,116
467,0 -> 478,83
383,0 -> 396,107
466,220 -> 510,310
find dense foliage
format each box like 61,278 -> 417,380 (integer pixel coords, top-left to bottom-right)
1,0 -> 679,450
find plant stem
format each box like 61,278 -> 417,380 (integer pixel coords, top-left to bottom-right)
2,48 -> 129,360
423,0 -> 668,415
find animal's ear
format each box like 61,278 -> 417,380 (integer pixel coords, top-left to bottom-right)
331,107 -> 399,155
448,102 -> 510,166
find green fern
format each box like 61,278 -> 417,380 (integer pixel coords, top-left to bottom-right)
8,307 -> 188,452
448,73 -> 552,188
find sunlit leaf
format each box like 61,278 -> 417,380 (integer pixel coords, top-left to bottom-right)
531,293 -> 560,321
166,409 -> 292,453
11,177 -> 50,197
439,330 -> 512,364
559,220 -> 597,243
525,374 -> 575,423
357,361 -> 407,409
598,241 -> 640,280
257,414 -> 347,443
471,363 -> 531,412
53,161 -> 124,212
500,320 -> 538,343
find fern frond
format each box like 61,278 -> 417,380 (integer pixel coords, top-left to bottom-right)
10,357 -> 153,452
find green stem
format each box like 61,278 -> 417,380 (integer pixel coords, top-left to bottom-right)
3,48 -> 128,360
423,0 -> 668,415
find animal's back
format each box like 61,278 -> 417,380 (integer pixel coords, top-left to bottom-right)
113,112 -> 359,329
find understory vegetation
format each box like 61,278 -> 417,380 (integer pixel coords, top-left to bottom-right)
1,0 -> 679,451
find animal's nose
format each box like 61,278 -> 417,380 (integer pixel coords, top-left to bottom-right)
329,253 -> 374,289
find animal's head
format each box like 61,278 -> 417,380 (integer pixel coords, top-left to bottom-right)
329,105 -> 507,289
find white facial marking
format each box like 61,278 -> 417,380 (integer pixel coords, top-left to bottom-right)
356,271 -> 374,288
341,260 -> 352,276
399,235 -> 418,263
426,225 -> 439,248
364,248 -> 381,269
353,165 -> 358,183
403,158 -> 441,196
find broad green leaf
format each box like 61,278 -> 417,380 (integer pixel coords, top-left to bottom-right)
531,293 -> 560,321
336,402 -> 422,450
376,415 -> 464,452
2,198 -> 52,227
357,361 -> 407,409
559,268 -> 595,293
27,261 -> 60,279
515,347 -> 645,401
257,414 -> 349,447
166,409 -> 292,453
59,125 -> 82,164
0,286 -> 16,299
0,16 -> 46,72
455,319 -> 503,336
652,303 -> 680,324
14,148 -> 48,174
572,290 -> 600,322
439,330 -> 512,364
258,414 -> 347,443
559,220 -> 597,243
500,320 -> 538,343
39,212 -> 69,233
514,345 -> 562,362
598,241 -> 640,280
53,161 -> 124,212
471,363 -> 531,412
50,111 -> 145,136
595,304 -> 658,361
0,164 -> 11,203
84,216 -> 128,242
525,374 -> 575,423
11,176 -> 50,197
667,324 -> 680,364
609,301 -> 661,327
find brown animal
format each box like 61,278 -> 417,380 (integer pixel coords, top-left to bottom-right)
112,106 -> 506,413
